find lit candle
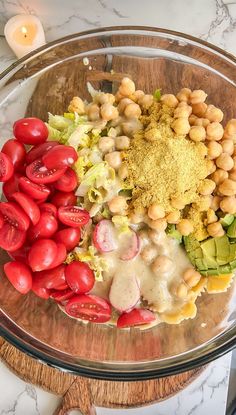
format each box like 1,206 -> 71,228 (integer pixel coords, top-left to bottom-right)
4,15 -> 46,59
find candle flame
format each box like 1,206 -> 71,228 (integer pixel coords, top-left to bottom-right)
21,26 -> 28,35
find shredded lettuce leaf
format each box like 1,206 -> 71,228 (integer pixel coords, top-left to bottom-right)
101,206 -> 111,219
88,187 -> 108,203
76,162 -> 115,197
74,246 -> 108,281
112,215 -> 130,234
153,88 -> 161,101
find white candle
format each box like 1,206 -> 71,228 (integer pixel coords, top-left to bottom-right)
4,15 -> 46,59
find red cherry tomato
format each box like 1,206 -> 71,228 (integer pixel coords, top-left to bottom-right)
27,212 -> 58,242
8,244 -> 30,263
3,173 -> 21,201
58,206 -> 90,228
54,282 -> 69,290
39,203 -> 57,217
0,212 -> 4,229
65,294 -> 112,322
0,223 -> 26,252
13,117 -> 48,145
32,264 -> 66,290
47,243 -> 67,269
19,176 -> 51,200
2,139 -> 26,171
50,191 -> 77,208
117,308 -> 156,328
4,261 -> 32,294
54,168 -> 78,192
0,202 -> 30,231
50,288 -> 74,303
28,239 -> 58,272
26,158 -> 66,184
54,227 -> 81,251
26,141 -> 59,164
42,145 -> 78,170
65,261 -> 95,294
31,283 -> 51,299
12,192 -> 40,225
0,152 -> 14,182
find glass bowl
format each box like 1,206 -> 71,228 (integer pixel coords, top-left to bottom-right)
1,27 -> 236,381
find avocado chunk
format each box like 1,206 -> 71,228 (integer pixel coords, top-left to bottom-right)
220,214 -> 234,228
201,238 -> 216,257
230,259 -> 236,270
229,244 -> 236,262
195,258 -> 208,271
166,224 -> 182,243
227,218 -> 236,238
215,235 -> 230,264
183,235 -> 200,252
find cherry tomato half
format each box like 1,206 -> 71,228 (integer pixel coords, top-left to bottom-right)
13,117 -> 48,145
58,206 -> 90,228
54,168 -> 78,192
2,173 -> 21,201
33,264 -> 66,290
50,191 -> 77,208
39,203 -> 57,217
54,227 -> 81,251
42,145 -> 78,170
4,261 -> 32,294
27,212 -> 58,242
28,238 -> 58,272
0,223 -> 26,252
19,176 -> 51,200
117,308 -> 156,328
2,139 -> 26,171
0,152 -> 14,182
26,141 -> 59,164
65,294 -> 112,322
0,202 -> 30,231
31,283 -> 51,299
12,192 -> 40,225
65,261 -> 95,294
26,158 -> 66,184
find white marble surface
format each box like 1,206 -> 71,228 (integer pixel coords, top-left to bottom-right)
0,0 -> 236,414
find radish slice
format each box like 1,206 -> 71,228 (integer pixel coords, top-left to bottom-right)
93,220 -> 117,253
119,230 -> 140,261
109,273 -> 140,312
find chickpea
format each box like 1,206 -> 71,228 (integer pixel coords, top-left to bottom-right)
141,245 -> 158,263
223,119 -> 236,140
68,96 -> 85,115
206,122 -> 224,141
119,77 -> 135,96
115,91 -> 124,102
160,94 -> 178,108
190,90 -> 207,104
115,135 -> 130,150
172,118 -> 190,135
98,136 -> 114,153
194,118 -> 210,128
117,98 -> 133,114
108,196 -> 127,214
87,103 -> 100,121
107,127 -> 118,138
95,92 -> 115,105
206,208 -> 218,224
211,195 -> 221,211
221,139 -> 234,155
124,103 -> 141,119
211,169 -> 228,185
220,196 -> 236,214
234,146 -> 236,156
118,164 -> 128,180
176,219 -> 194,236
189,125 -> 206,142
183,268 -> 201,288
148,218 -> 167,231
207,141 -> 222,159
100,103 -> 119,121
171,196 -> 186,210
148,229 -> 163,244
206,159 -> 217,174
194,195 -> 212,211
207,222 -> 225,237
129,212 -> 144,224
105,151 -> 122,170
216,153 -> 234,171
166,210 -> 181,224
151,255 -> 174,276
148,203 -> 165,220
191,102 -> 207,117
174,104 -> 192,118
131,90 -> 145,102
219,178 -> 236,196
198,179 -> 216,196
205,105 -> 224,122
229,171 -> 236,181
198,143 -> 208,157
134,206 -> 147,216
122,119 -> 142,136
189,114 -> 197,125
138,94 -> 154,109
139,229 -> 149,246
176,88 -> 191,102
175,283 -> 188,298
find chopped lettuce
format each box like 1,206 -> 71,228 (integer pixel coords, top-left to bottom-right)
154,88 -> 161,101
88,187 -> 108,203
48,113 -> 72,131
112,215 -> 130,234
101,206 -> 111,219
75,162 -> 115,197
74,245 -> 109,281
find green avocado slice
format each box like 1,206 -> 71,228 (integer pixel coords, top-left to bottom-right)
227,219 -> 236,238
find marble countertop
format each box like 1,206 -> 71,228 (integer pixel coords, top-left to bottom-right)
0,0 -> 236,414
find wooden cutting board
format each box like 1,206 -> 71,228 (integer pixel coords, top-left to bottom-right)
0,337 -> 204,414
